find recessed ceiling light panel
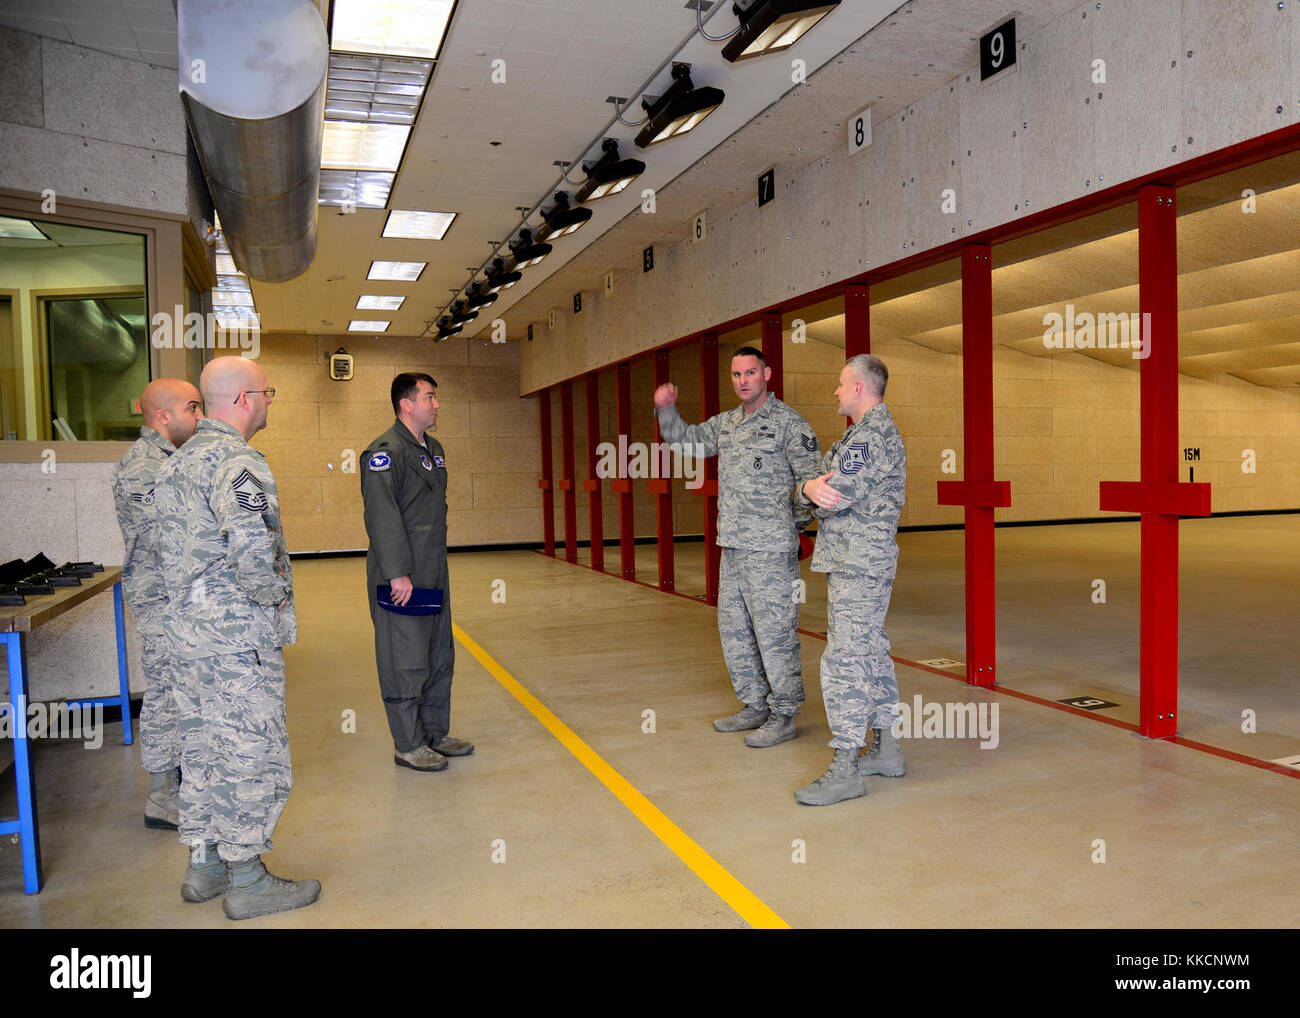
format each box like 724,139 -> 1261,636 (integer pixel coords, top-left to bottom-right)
357,295 -> 406,310
331,0 -> 455,60
383,209 -> 456,239
368,260 -> 426,281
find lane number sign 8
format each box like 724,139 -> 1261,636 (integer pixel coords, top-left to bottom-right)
848,105 -> 872,155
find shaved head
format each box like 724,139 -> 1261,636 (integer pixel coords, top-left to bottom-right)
201,355 -> 273,439
139,377 -> 203,447
201,356 -> 262,405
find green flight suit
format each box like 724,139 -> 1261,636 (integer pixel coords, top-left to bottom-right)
360,420 -> 454,753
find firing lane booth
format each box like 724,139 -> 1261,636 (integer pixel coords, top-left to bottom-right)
1,566 -> 132,894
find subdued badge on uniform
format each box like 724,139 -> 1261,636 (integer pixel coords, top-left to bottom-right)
130,489 -> 155,505
231,468 -> 268,511
419,454 -> 433,471
837,441 -> 871,476
801,433 -> 817,451
368,451 -> 391,472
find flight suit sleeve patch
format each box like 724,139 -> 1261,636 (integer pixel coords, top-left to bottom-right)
434,455 -> 445,467
367,451 -> 392,472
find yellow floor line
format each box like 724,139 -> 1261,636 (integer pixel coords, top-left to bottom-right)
453,622 -> 790,930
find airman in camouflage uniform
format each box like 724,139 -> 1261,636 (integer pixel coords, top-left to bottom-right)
112,378 -> 203,830
654,346 -> 822,749
153,356 -> 319,919
795,354 -> 907,806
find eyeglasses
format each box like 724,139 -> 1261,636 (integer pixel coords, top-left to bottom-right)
234,388 -> 276,405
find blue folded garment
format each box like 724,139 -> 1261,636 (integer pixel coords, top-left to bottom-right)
375,585 -> 444,615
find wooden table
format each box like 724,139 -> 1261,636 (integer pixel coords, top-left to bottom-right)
1,566 -> 131,894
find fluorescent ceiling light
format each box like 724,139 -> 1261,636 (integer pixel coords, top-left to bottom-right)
350,320 -> 391,332
318,169 -> 394,208
322,121 -> 410,172
0,216 -> 50,240
212,291 -> 253,307
357,295 -> 406,310
326,52 -> 431,125
216,273 -> 251,292
368,260 -> 426,281
331,0 -> 454,60
383,209 -> 456,240
214,311 -> 260,329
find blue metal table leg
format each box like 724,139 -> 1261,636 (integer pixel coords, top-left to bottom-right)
4,632 -> 43,894
113,582 -> 133,746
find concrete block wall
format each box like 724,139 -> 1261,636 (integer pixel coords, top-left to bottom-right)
0,25 -> 188,216
243,334 -> 539,552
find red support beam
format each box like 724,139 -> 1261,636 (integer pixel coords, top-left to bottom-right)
761,312 -> 783,400
700,334 -> 720,605
559,380 -> 578,563
615,362 -> 636,580
538,389 -> 555,557
844,285 -> 870,359
650,349 -> 675,591
936,244 -> 1008,687
584,371 -> 604,573
1099,184 -> 1210,739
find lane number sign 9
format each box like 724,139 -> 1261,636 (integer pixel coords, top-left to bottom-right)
980,19 -> 1016,81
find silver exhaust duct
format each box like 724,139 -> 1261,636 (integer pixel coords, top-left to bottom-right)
177,0 -> 329,283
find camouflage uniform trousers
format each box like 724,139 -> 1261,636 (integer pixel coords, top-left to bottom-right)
821,546 -> 901,749
718,547 -> 805,717
135,612 -> 181,774
172,648 -> 292,863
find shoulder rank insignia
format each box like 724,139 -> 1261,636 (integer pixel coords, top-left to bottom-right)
130,489 -> 155,505
419,453 -> 433,471
837,440 -> 870,476
367,451 -> 391,472
231,468 -> 268,511
801,433 -> 817,451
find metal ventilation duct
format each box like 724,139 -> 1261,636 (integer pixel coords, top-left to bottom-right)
177,0 -> 328,283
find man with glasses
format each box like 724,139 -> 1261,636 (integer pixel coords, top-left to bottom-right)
154,356 -> 319,919
112,378 -> 204,831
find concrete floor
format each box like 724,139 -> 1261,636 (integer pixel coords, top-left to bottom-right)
2,517 -> 1298,927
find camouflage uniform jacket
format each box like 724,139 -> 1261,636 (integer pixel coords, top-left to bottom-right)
656,395 -> 822,552
111,425 -> 174,620
798,401 -> 906,573
154,418 -> 296,658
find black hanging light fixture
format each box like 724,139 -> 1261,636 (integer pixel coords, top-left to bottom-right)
508,228 -> 552,270
574,140 -> 647,203
436,316 -> 462,339
721,0 -> 841,62
448,301 -> 478,326
634,63 -> 724,148
464,281 -> 498,310
483,257 -> 522,294
536,191 -> 594,240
